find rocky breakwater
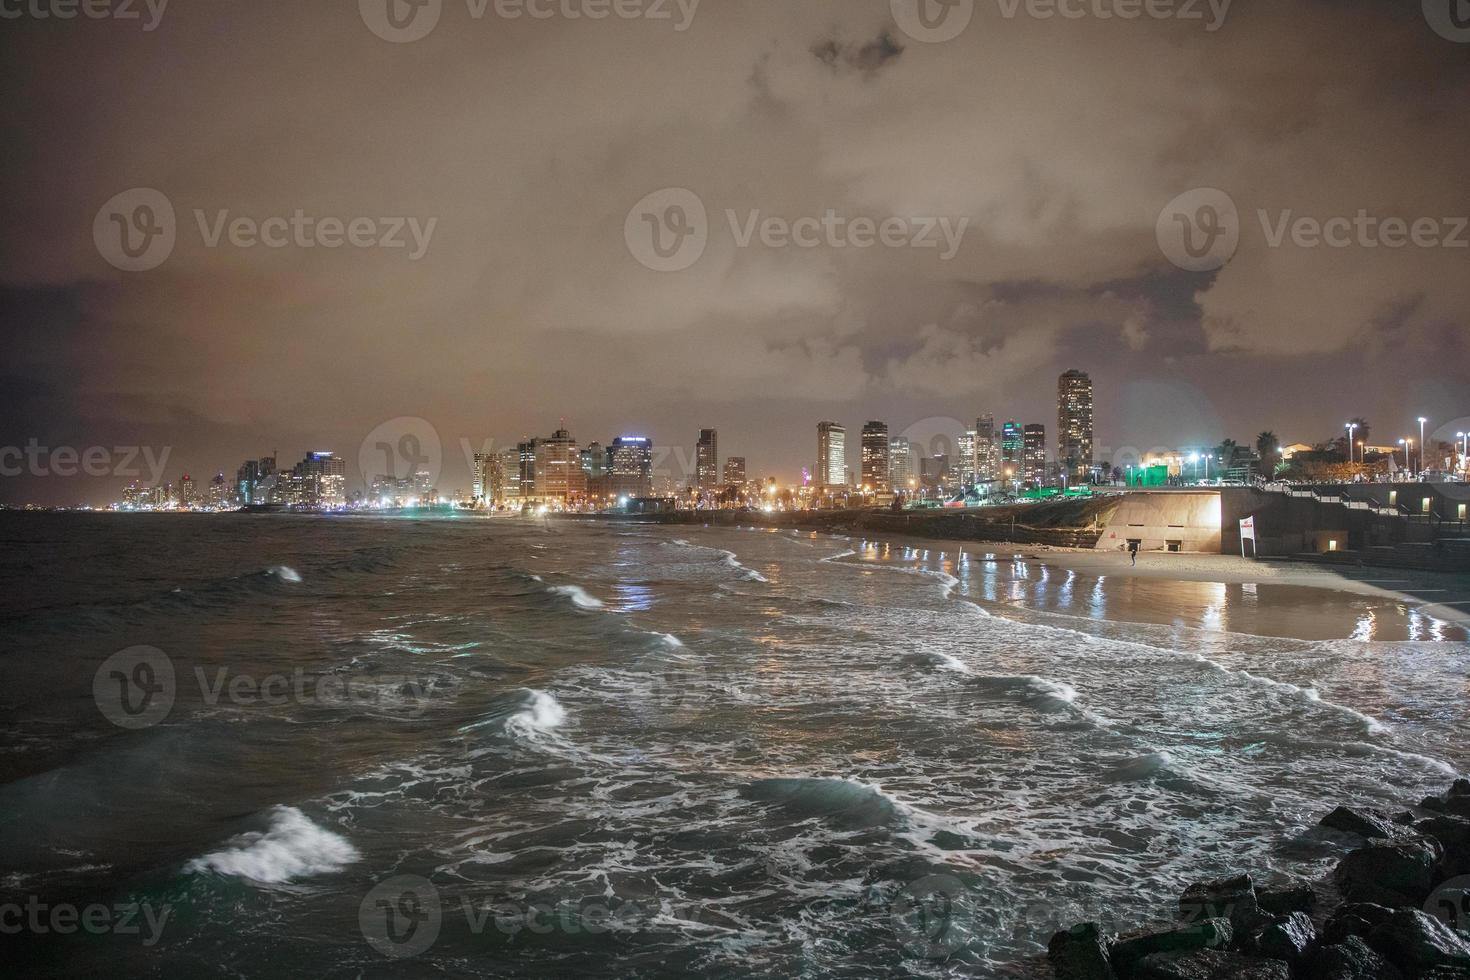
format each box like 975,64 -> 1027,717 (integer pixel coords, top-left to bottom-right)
1048,780 -> 1470,979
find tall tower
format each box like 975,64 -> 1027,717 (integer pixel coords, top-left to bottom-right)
816,422 -> 847,488
696,429 -> 719,491
1001,420 -> 1023,485
860,421 -> 890,492
1023,424 -> 1047,486
1058,369 -> 1095,482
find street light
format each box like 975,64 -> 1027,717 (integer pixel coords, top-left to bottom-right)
1399,438 -> 1413,474
1345,423 -> 1358,463
1418,417 -> 1428,473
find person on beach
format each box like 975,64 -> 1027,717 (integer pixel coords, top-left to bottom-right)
1128,540 -> 1139,566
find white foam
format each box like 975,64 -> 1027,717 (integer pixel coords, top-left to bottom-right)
550,584 -> 604,609
267,566 -> 302,583
506,690 -> 567,737
657,633 -> 684,648
184,806 -> 358,883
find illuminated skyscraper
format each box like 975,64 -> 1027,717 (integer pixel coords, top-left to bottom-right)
696,429 -> 719,491
179,473 -> 196,507
816,422 -> 847,488
723,456 -> 746,487
956,430 -> 976,489
860,421 -> 889,491
1023,424 -> 1047,486
889,436 -> 913,490
975,415 -> 999,482
1001,421 -> 1023,485
533,427 -> 585,504
608,436 -> 654,498
1058,369 -> 1094,482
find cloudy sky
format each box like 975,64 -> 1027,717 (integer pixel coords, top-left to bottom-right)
2,0 -> 1468,503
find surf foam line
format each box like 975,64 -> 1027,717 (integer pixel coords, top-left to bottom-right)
184,806 -> 359,883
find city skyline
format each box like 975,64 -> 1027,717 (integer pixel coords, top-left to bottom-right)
4,2 -> 1468,506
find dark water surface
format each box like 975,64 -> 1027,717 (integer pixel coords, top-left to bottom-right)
1,513 -> 1466,977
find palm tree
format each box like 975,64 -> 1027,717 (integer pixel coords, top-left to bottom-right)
1256,431 -> 1280,476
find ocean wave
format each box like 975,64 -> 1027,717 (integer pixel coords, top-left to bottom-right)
184,806 -> 358,883
549,584 -> 604,610
740,777 -> 901,829
265,565 -> 302,583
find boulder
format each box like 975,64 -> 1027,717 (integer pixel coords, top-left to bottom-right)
1423,793 -> 1470,820
1130,950 -> 1290,980
1366,908 -> 1470,974
1049,922 -> 1116,980
1424,879 -> 1470,933
1418,813 -> 1470,877
1251,912 -> 1316,965
1320,805 -> 1400,841
1112,918 -> 1233,971
1303,936 -> 1404,980
1334,836 -> 1442,906
1179,875 -> 1260,932
1321,903 -> 1394,945
1256,883 -> 1315,917
1451,779 -> 1470,797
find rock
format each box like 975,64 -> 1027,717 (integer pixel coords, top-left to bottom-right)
1366,908 -> 1470,974
1418,813 -> 1470,877
1256,883 -> 1315,916
1303,936 -> 1403,980
1451,779 -> 1470,797
1130,950 -> 1290,980
1112,918 -> 1234,971
1179,874 -> 1260,932
1319,805 -> 1400,841
1424,880 -> 1470,933
1251,912 -> 1316,964
1334,836 -> 1442,905
1394,811 -> 1419,826
1322,903 -> 1394,945
1423,793 -> 1470,820
1049,922 -> 1116,980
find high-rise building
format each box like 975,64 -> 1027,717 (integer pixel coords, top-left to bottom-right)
956,430 -> 976,489
695,429 -> 719,491
236,455 -> 277,506
860,421 -> 890,492
472,453 -> 488,500
1023,424 -> 1047,486
474,452 -> 506,506
517,439 -> 537,499
179,473 -> 196,507
532,427 -> 585,504
816,422 -> 846,488
291,451 -> 346,507
1001,421 -> 1023,485
499,448 -> 520,501
889,436 -> 913,491
975,415 -> 999,482
608,436 -> 654,498
207,472 -> 232,509
722,456 -> 746,487
1058,369 -> 1095,483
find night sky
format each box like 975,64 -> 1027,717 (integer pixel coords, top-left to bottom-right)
2,0 -> 1468,504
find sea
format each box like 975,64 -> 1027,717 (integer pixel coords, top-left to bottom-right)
1,512 -> 1467,978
